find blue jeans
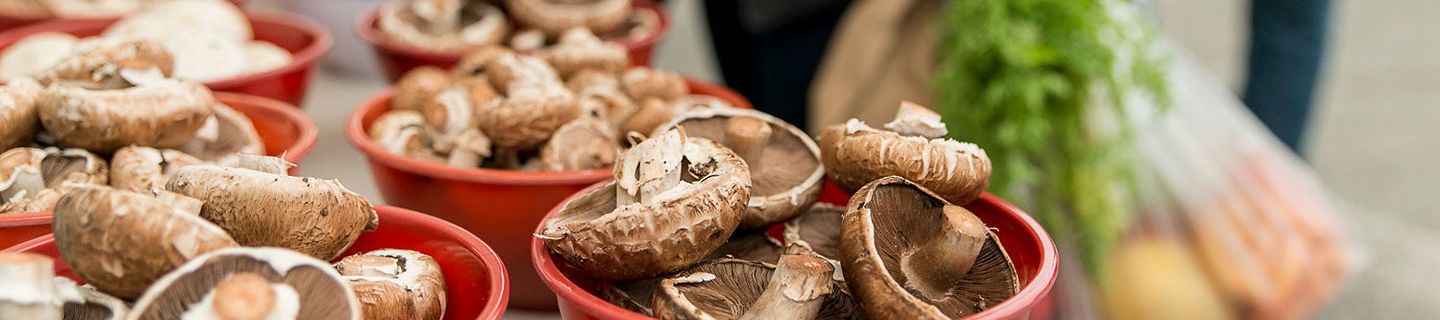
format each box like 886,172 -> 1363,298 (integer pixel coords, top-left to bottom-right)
1243,0 -> 1334,155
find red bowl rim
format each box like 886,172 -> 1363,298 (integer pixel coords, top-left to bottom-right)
529,182 -> 1061,319
354,0 -> 671,61
344,77 -> 748,186
0,92 -> 317,220
0,205 -> 512,320
0,10 -> 333,88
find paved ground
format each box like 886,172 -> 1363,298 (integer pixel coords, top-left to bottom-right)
261,0 -> 1435,318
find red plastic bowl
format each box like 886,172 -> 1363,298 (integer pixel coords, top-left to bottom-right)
533,181 -> 1061,320
2,205 -> 510,320
346,78 -> 748,310
356,0 -> 671,82
0,92 -> 317,250
0,0 -> 248,32
0,10 -> 332,106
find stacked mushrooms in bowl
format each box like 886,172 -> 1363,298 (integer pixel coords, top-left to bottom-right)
535,102 -> 1041,319
360,0 -> 667,80
0,154 -> 488,319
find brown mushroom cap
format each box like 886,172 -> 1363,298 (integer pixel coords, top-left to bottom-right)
334,249 -> 448,320
478,81 -> 580,150
52,185 -> 238,300
127,247 -> 361,320
378,0 -> 509,51
540,134 -> 750,280
368,109 -> 445,163
54,277 -> 129,320
165,165 -> 378,261
622,67 -> 686,103
544,28 -> 628,79
0,78 -> 43,150
658,108 -> 824,229
177,103 -> 263,163
39,80 -> 215,153
505,0 -> 632,37
0,252 -> 61,319
838,176 -> 1018,319
393,66 -> 455,112
819,118 -> 991,205
651,251 -> 855,320
34,39 -> 174,88
786,203 -> 846,261
538,117 -> 618,171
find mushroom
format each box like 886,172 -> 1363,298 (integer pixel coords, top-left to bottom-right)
0,147 -> 108,213
508,29 -> 547,51
103,0 -> 252,44
544,28 -> 628,79
0,78 -> 44,150
334,249 -> 447,320
618,99 -> 672,140
484,51 -> 563,94
704,231 -> 782,264
505,0 -> 632,37
126,247 -> 362,320
477,79 -> 580,151
229,153 -> 295,176
622,67 -> 687,103
36,38 -> 174,88
567,70 -> 636,129
784,203 -> 846,261
0,33 -> 78,82
597,277 -> 663,316
839,176 -> 1019,318
244,41 -> 293,74
165,163 -> 379,261
368,110 -> 445,163
52,185 -> 238,300
449,45 -> 506,78
651,247 -> 854,319
539,128 -> 751,280
39,79 -> 215,153
54,277 -> 129,320
393,66 -> 454,112
657,108 -> 824,229
177,103 -> 264,163
377,0 -> 509,51
538,117 -> 618,171
0,252 -> 61,319
819,102 -> 991,205
108,145 -> 203,193
421,77 -> 498,155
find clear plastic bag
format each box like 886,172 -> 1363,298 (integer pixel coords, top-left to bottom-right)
1106,48 -> 1358,319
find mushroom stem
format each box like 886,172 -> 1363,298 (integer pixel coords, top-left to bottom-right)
0,253 -> 60,320
901,205 -> 988,300
615,128 -> 685,206
1,167 -> 44,201
619,99 -> 674,138
738,254 -> 834,320
884,101 -> 949,139
723,116 -> 771,170
211,273 -> 277,320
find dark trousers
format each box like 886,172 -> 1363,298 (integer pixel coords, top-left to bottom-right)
1243,0 -> 1334,154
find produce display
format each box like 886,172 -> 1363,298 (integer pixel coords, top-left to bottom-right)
377,0 -> 657,51
0,37 -> 269,214
369,29 -> 734,171
539,102 -> 1019,319
0,0 -> 293,83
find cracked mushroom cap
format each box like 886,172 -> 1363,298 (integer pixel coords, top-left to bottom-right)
334,249 -> 448,320
538,117 -> 618,172
392,66 -> 455,112
108,146 -> 204,194
505,0 -> 632,37
839,176 -> 1019,319
0,252 -> 61,319
165,164 -> 379,261
52,185 -> 239,300
658,107 -> 824,229
820,118 -> 991,205
126,247 -> 361,320
540,129 -> 750,280
54,277 -> 129,320
0,78 -> 44,150
651,251 -> 857,320
39,79 -> 215,153
176,103 -> 263,163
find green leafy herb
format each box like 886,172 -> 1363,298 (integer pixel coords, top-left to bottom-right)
933,0 -> 1168,276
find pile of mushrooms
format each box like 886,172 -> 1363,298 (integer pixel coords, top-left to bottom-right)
377,0 -> 659,52
1,156 -> 455,319
541,102 -> 1022,319
0,0 -> 293,82
370,29 -> 733,171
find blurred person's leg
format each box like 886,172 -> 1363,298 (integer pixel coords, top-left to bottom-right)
704,0 -> 853,129
1243,0 -> 1333,154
